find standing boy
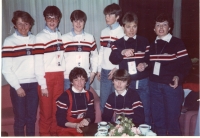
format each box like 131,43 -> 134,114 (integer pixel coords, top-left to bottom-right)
2,10 -> 38,136
62,10 -> 98,91
109,12 -> 151,125
97,3 -> 124,112
34,6 -> 65,136
148,13 -> 192,136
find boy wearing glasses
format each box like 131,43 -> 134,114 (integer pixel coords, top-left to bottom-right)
148,13 -> 192,136
62,10 -> 98,91
34,6 -> 65,136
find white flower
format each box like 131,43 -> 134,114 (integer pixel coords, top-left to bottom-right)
115,124 -> 120,129
122,133 -> 129,136
131,127 -> 141,135
128,120 -> 132,124
108,115 -> 142,136
131,127 -> 137,134
118,126 -> 124,133
124,117 -> 128,121
108,129 -> 115,136
136,127 -> 141,135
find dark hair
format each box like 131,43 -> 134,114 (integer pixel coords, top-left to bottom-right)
112,69 -> 131,85
155,13 -> 173,28
103,3 -> 122,19
12,10 -> 34,28
122,12 -> 138,26
43,6 -> 62,19
69,67 -> 88,83
70,10 -> 87,23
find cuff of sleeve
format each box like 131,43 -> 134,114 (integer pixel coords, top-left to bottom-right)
98,67 -> 102,73
115,65 -> 119,69
14,85 -> 21,90
91,70 -> 97,74
41,84 -> 47,89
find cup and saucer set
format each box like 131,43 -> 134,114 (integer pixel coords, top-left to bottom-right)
139,124 -> 157,136
94,121 -> 110,136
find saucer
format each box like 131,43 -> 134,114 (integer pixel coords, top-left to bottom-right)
94,132 -> 107,136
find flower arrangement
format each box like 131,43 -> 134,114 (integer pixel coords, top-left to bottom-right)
108,115 -> 143,136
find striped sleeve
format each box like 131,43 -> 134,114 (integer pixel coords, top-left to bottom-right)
88,98 -> 94,106
176,49 -> 188,58
85,92 -> 95,123
56,92 -> 69,128
175,40 -> 192,83
132,101 -> 143,109
105,102 -> 112,110
109,41 -> 124,65
90,39 -> 98,73
128,90 -> 145,125
34,36 -> 47,89
56,100 -> 68,110
2,45 -> 21,90
102,94 -> 115,122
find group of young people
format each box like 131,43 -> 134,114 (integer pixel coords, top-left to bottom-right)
2,2 -> 192,137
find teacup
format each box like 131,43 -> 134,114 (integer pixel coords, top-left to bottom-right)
95,127 -> 108,136
98,121 -> 110,129
139,124 -> 151,135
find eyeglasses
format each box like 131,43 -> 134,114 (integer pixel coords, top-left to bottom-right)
45,15 -> 59,22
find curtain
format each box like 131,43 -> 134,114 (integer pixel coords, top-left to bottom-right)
2,0 -> 118,45
1,0 -> 119,94
172,0 -> 181,38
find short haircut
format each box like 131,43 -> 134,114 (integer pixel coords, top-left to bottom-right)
103,3 -> 122,19
70,10 -> 87,23
112,69 -> 131,85
122,12 -> 138,26
43,6 -> 62,19
69,67 -> 88,83
12,10 -> 34,28
155,13 -> 173,28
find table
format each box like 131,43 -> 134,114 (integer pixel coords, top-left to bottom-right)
81,123 -> 98,136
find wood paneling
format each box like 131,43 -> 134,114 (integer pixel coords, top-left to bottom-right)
181,0 -> 199,58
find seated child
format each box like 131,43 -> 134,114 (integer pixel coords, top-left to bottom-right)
56,67 -> 95,136
102,69 -> 144,127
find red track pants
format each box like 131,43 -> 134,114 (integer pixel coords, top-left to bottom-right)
38,71 -> 64,136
